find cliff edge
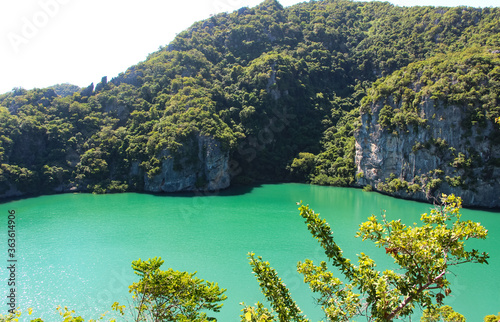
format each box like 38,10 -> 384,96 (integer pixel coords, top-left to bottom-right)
355,49 -> 500,208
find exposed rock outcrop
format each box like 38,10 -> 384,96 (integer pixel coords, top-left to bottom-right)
355,98 -> 500,208
95,76 -> 108,93
0,134 -> 230,199
80,83 -> 94,97
0,184 -> 24,199
144,135 -> 230,193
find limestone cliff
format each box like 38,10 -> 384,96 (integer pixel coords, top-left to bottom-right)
0,133 -> 230,199
143,135 -> 230,193
355,97 -> 500,208
355,49 -> 500,208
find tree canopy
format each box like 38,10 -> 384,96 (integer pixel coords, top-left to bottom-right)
243,194 -> 489,321
0,0 -> 499,204
129,257 -> 227,322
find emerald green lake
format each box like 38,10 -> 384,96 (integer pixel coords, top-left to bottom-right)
1,184 -> 499,321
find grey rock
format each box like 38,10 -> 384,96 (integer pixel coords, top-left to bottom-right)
144,135 -> 230,193
80,83 -> 94,97
355,97 -> 500,208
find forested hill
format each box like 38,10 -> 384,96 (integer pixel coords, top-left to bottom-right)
1,0 -> 499,207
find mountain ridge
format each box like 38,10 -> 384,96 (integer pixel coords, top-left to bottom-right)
1,0 -> 499,207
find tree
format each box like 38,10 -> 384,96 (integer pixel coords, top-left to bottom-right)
1,258 -> 225,322
289,152 -> 316,182
129,257 -> 227,322
421,305 -> 465,322
484,312 -> 500,322
244,194 -> 489,321
241,254 -> 309,322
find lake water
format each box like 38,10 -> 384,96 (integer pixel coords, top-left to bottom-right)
1,184 -> 499,321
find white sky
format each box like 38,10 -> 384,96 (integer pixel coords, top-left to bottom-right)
0,0 -> 498,94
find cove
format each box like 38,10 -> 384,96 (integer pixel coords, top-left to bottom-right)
1,184 -> 499,321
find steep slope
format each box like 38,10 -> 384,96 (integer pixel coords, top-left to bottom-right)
0,0 -> 499,207
355,48 -> 500,207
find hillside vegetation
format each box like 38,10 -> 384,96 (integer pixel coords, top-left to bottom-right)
0,0 -> 499,206
356,48 -> 500,207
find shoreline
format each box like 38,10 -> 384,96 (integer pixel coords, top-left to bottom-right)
2,181 -> 499,212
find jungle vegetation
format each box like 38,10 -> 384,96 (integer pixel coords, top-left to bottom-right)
0,0 -> 499,196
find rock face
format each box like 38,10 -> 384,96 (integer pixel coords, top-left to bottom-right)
0,184 -> 24,199
0,133 -> 229,199
355,98 -> 500,208
144,135 -> 230,193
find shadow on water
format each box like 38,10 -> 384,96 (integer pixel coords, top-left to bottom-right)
0,183 -> 263,205
0,192 -> 52,205
148,183 -> 261,198
2,183 -> 500,215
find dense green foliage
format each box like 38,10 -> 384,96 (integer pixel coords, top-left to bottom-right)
0,258 -> 226,322
421,305 -> 465,321
244,194 -> 489,321
129,257 -> 227,321
47,84 -> 81,98
243,253 -> 309,321
1,0 -> 499,196
363,47 -> 500,131
360,47 -> 500,200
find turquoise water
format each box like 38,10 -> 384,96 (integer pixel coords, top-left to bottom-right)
1,184 -> 499,321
